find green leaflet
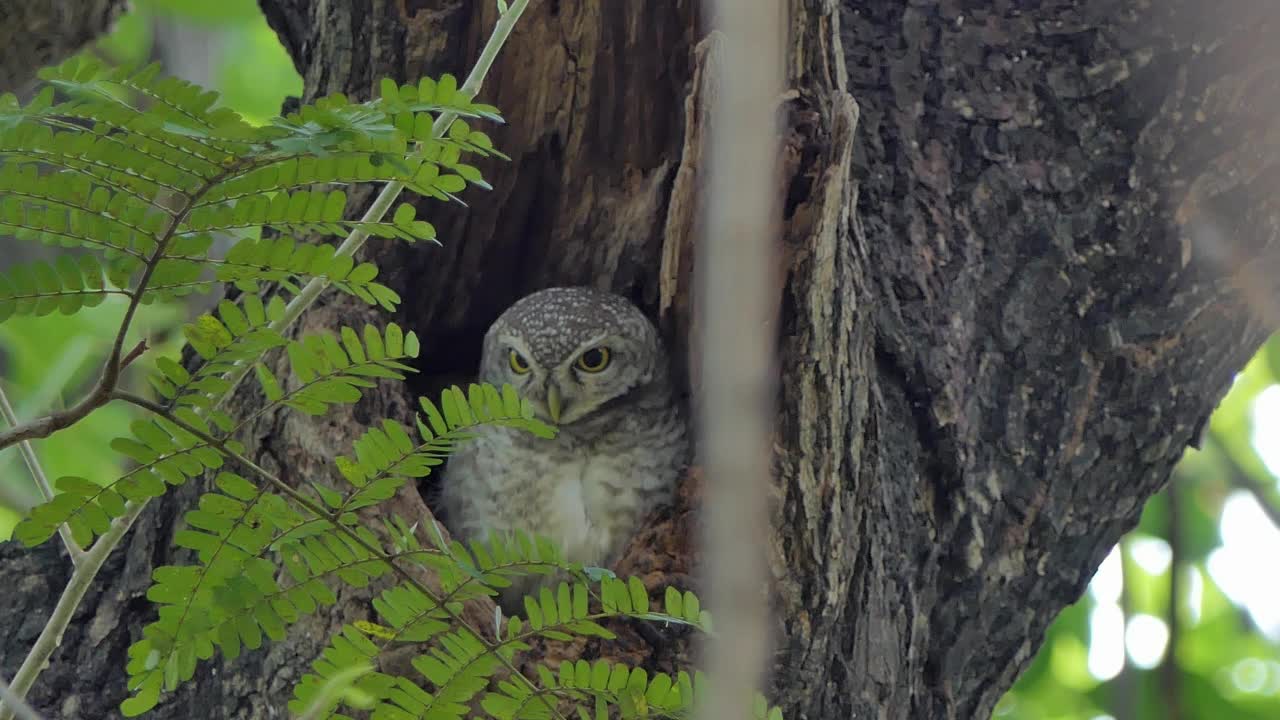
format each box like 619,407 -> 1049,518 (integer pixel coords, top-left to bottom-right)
125,478 -> 374,711
13,417 -> 236,548
0,255 -> 114,320
331,384 -> 551,507
261,323 -> 420,416
289,569 -> 760,720
215,236 -> 402,308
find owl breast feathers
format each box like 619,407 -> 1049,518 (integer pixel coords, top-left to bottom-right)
440,286 -> 688,578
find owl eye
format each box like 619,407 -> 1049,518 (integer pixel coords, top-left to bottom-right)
508,350 -> 531,374
576,346 -> 611,373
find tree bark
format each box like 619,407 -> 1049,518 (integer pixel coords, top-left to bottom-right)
0,0 -> 128,94
4,1 -> 1280,719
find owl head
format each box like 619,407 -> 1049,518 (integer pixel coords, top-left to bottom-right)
479,286 -> 666,426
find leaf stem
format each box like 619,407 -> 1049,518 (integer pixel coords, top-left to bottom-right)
0,383 -> 84,566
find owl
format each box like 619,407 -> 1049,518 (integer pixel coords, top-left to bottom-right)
440,286 -> 688,607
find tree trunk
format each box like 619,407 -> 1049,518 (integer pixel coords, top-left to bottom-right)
4,1 -> 1280,719
0,0 -> 127,94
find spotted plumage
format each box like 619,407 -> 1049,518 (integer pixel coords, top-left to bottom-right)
440,286 -> 687,608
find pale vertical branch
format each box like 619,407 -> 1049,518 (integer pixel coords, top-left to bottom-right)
0,383 -> 85,566
696,0 -> 784,718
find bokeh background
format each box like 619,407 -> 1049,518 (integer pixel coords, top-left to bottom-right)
1,2 -> 1277,718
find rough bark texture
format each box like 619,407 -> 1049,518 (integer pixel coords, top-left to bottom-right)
4,1 -> 1280,719
0,0 -> 128,94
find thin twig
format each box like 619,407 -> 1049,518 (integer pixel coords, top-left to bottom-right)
0,379 -> 114,449
0,383 -> 85,566
118,339 -> 149,370
697,0 -> 783,718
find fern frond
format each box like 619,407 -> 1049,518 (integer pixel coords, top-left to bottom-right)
388,626 -> 518,719
207,237 -> 400,309
0,125 -> 188,203
37,104 -> 228,175
149,295 -> 288,415
123,473 -> 280,715
329,386 -> 551,516
0,252 -> 216,314
289,624 -> 393,719
374,75 -> 506,127
433,529 -> 569,605
290,537 -> 563,718
193,131 -> 501,211
9,65 -> 234,170
180,188 -> 347,233
252,323 -> 419,417
39,57 -> 256,147
156,311 -> 417,432
263,93 -> 403,157
128,486 -> 430,716
486,661 -> 693,720
294,574 -> 716,720
177,203 -> 438,245
0,164 -> 162,255
13,313 -> 536,707
487,662 -> 784,720
290,582 -> 481,720
0,255 -> 118,320
124,482 -> 406,716
196,152 -> 427,207
13,413 -> 236,547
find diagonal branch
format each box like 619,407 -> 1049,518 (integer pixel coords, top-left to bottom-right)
0,339 -> 146,450
0,675 -> 45,720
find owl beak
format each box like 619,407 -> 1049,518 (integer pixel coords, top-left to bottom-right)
545,383 -> 562,424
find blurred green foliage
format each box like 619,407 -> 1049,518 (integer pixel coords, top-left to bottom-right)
97,0 -> 301,124
3,1 -> 1278,717
0,302 -> 185,535
0,0 -> 300,537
